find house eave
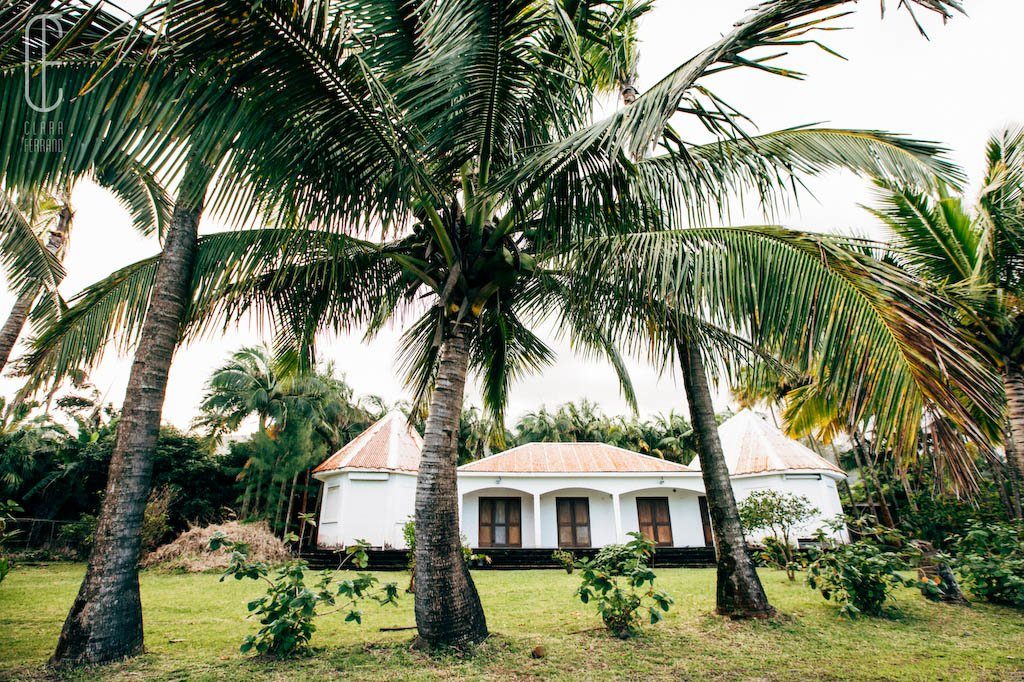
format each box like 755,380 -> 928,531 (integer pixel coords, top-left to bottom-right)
727,468 -> 847,481
455,470 -> 699,478
312,467 -> 419,482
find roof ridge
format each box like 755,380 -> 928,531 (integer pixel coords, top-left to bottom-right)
459,441 -> 695,473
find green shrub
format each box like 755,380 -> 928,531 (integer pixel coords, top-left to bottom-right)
57,514 -> 97,558
1,500 -> 22,584
552,548 -> 575,573
141,486 -> 174,552
952,521 -> 1024,608
805,523 -> 913,618
738,490 -> 818,581
570,532 -> 673,638
211,534 -> 400,657
898,481 -> 1006,550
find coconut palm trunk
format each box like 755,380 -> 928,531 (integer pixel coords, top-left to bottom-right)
0,202 -> 72,373
1001,365 -> 1024,517
413,323 -> 488,647
283,472 -> 298,537
0,291 -> 36,373
677,337 -> 774,618
50,160 -> 211,667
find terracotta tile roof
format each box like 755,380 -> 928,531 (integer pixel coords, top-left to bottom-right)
688,410 -> 845,477
312,412 -> 423,474
458,442 -> 696,474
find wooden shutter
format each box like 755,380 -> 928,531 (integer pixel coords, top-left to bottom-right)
698,496 -> 714,547
556,498 -> 591,548
637,498 -> 673,547
478,497 -> 521,548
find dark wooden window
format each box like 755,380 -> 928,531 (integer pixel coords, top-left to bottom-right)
698,496 -> 714,547
556,497 -> 591,548
478,497 -> 521,548
637,497 -> 674,547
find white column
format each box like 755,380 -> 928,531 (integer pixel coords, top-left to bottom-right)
533,493 -> 543,548
612,493 -> 623,543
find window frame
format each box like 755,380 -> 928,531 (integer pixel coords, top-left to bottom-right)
477,497 -> 522,548
556,497 -> 592,548
636,496 -> 674,547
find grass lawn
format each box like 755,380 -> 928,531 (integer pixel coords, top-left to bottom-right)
1,563 -> 1023,681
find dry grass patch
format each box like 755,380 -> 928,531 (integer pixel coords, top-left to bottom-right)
141,521 -> 289,572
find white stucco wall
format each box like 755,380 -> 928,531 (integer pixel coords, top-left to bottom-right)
314,470 -> 417,548
731,472 -> 847,542
458,473 -> 707,548
315,468 -> 848,549
620,488 -> 708,548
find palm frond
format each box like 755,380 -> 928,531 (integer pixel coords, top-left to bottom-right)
0,191 -> 63,298
21,227 -> 399,391
569,225 -> 1000,489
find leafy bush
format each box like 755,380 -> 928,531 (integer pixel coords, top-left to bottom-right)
552,549 -> 575,573
570,532 -> 673,638
57,514 -> 97,558
141,486 -> 174,552
1,500 -> 22,584
212,533 -> 400,658
805,523 -> 913,618
952,521 -> 1024,608
738,490 -> 818,580
897,478 -> 1006,550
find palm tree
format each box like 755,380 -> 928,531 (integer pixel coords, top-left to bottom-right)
1,2 -> 292,664
868,126 -> 1024,515
564,211 -> 1002,615
195,346 -> 373,523
0,190 -> 68,373
0,165 -> 171,375
6,0 -> 970,656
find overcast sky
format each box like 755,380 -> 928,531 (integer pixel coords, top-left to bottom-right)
1,0 -> 1022,432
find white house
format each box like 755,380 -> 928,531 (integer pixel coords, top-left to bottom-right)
698,410 -> 849,543
312,412 -> 422,549
312,409 -> 847,550
457,442 -> 711,549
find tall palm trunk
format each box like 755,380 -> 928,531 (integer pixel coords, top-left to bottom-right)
1001,365 -> 1024,518
867,451 -> 897,527
0,290 -> 36,372
677,337 -> 774,618
852,433 -> 895,527
51,160 -> 211,667
413,324 -> 488,647
283,472 -> 298,537
850,433 -> 881,521
297,470 -> 311,553
251,471 -> 264,517
899,467 -> 919,513
273,475 -> 287,533
0,202 -> 73,373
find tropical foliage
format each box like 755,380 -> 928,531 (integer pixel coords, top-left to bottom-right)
568,532 -> 673,638
805,523 -> 915,618
195,346 -> 381,538
738,490 -> 819,580
0,0 -> 989,661
868,127 -> 1024,512
212,534 -> 400,657
0,499 -> 20,584
952,520 -> 1024,608
510,401 -> 698,463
